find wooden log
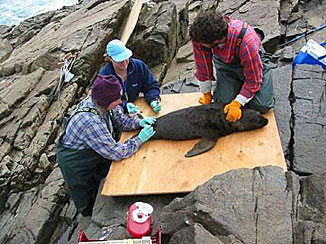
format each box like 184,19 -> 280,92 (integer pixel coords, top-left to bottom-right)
121,0 -> 143,44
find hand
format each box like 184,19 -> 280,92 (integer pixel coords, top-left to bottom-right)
140,117 -> 157,127
199,92 -> 212,105
150,99 -> 161,112
126,102 -> 139,114
224,100 -> 242,122
138,126 -> 156,143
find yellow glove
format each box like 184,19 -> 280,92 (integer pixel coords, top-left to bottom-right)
199,92 -> 212,105
224,100 -> 242,122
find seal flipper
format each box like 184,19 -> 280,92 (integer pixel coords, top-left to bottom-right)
185,137 -> 218,157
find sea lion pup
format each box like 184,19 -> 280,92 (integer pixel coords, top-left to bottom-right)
150,103 -> 268,157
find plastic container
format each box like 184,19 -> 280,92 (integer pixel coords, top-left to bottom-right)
304,39 -> 326,65
293,39 -> 326,70
127,202 -> 153,238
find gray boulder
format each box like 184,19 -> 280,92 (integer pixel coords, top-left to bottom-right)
158,166 -> 296,244
128,1 -> 178,68
0,38 -> 13,62
272,64 -> 292,159
295,174 -> 326,243
292,65 -> 326,174
218,0 -> 280,52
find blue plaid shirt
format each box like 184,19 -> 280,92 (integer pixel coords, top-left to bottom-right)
60,97 -> 143,161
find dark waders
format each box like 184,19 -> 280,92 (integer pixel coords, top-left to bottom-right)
212,48 -> 275,113
57,111 -> 111,216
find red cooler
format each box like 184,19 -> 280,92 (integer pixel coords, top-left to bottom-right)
127,202 -> 153,238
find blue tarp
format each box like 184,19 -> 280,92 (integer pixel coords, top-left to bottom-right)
292,41 -> 326,70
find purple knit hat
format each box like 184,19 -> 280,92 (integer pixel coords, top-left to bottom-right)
91,75 -> 122,108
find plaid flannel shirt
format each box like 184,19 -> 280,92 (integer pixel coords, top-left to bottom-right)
192,16 -> 263,100
60,97 -> 142,161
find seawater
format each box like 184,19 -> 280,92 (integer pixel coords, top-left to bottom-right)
0,0 -> 78,26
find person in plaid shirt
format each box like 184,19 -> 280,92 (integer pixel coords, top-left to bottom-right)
189,10 -> 274,122
57,75 -> 156,216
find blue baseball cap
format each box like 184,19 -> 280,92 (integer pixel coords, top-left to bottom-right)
106,39 -> 132,62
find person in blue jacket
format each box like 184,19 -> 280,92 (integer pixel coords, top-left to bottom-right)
99,39 -> 161,114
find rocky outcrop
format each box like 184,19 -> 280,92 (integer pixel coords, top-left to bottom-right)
291,65 -> 326,174
0,167 -> 67,244
0,0 -> 326,243
295,173 -> 326,243
0,0 -> 135,242
156,167 -> 326,244
79,167 -> 326,244
285,0 -> 326,52
272,64 -> 292,161
128,1 -> 179,69
218,0 -> 280,52
159,166 -> 296,244
0,38 -> 12,63
1,6 -> 80,50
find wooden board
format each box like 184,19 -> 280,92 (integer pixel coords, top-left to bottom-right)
121,0 -> 143,44
102,93 -> 286,196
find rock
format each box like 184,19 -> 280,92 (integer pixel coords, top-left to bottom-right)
295,174 -> 326,243
0,167 -> 67,243
0,38 -> 13,62
151,63 -> 168,86
285,0 -> 326,52
0,68 -> 45,114
3,5 -> 81,49
158,166 -> 296,244
292,65 -> 326,174
188,1 -> 202,12
280,0 -> 299,22
38,153 -> 51,171
218,0 -> 281,52
280,46 -> 294,60
169,0 -> 190,45
169,224 -> 224,244
0,25 -> 12,36
176,41 -> 193,63
161,76 -> 199,95
0,0 -> 137,241
128,1 -> 178,68
272,64 -> 292,158
0,0 -> 130,78
161,41 -> 197,87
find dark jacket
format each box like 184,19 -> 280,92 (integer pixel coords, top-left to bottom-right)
99,58 -> 161,111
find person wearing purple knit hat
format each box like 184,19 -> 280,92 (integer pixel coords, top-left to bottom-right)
57,75 -> 156,216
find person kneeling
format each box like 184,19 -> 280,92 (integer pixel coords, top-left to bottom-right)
56,75 -> 156,216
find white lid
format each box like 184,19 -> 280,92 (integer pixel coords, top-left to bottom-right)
302,39 -> 326,66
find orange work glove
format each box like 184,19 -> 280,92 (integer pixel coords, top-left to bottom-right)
199,92 -> 212,105
224,100 -> 242,122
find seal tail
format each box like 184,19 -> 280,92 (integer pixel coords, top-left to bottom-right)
185,137 -> 218,157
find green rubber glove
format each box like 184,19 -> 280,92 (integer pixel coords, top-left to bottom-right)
126,102 -> 139,114
138,126 -> 156,143
150,99 -> 161,112
139,117 -> 157,127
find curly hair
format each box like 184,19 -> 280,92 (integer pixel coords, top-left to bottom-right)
189,10 -> 228,43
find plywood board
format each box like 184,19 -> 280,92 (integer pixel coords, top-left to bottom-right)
121,0 -> 143,44
102,93 -> 286,196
